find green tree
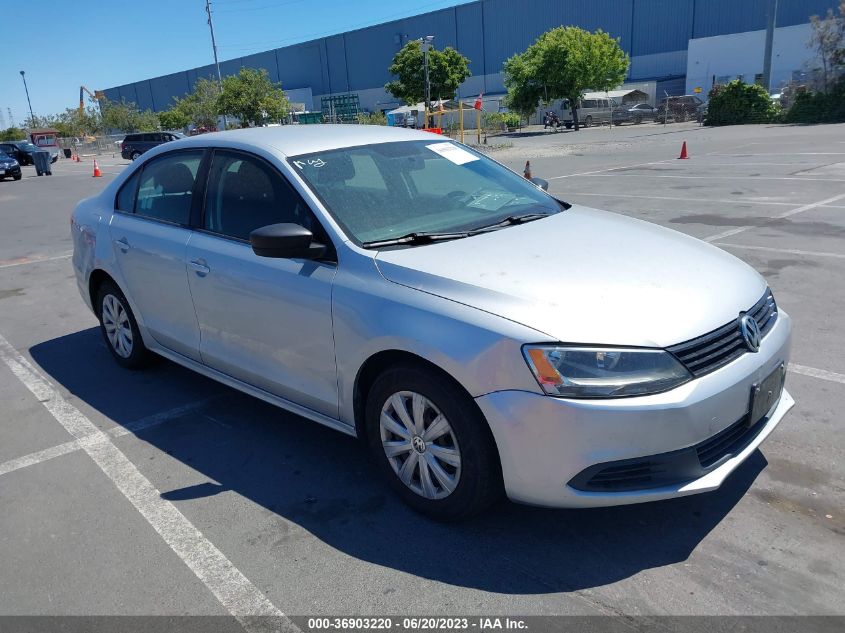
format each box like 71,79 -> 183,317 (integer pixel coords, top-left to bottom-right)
159,108 -> 190,131
503,52 -> 545,121
503,26 -> 629,130
706,80 -> 779,126
385,40 -> 471,105
101,99 -> 159,133
218,68 -> 290,127
0,127 -> 25,141
173,77 -> 221,129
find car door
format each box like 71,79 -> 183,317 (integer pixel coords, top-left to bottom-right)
108,149 -> 205,361
185,149 -> 339,417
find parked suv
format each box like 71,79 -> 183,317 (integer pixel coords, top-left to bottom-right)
0,150 -> 22,180
656,95 -> 704,122
0,141 -> 58,166
121,132 -> 183,161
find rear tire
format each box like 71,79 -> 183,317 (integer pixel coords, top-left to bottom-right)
365,365 -> 503,520
96,280 -> 151,369
585,116 -> 593,128
130,151 -> 141,161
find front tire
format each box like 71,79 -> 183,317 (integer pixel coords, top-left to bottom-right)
584,115 -> 593,128
365,365 -> 503,520
96,280 -> 151,369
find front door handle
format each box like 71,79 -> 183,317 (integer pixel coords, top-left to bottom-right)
114,237 -> 130,253
189,259 -> 210,276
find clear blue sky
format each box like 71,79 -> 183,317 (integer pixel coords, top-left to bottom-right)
2,0 -> 473,127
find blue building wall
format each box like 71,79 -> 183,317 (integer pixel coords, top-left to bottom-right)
103,0 -> 836,111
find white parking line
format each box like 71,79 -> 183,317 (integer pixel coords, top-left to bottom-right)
583,173 -> 845,183
715,242 -> 845,260
560,191 -> 796,207
0,252 -> 72,269
789,363 -> 845,385
547,159 -> 673,180
703,192 -> 845,242
0,396 -> 222,478
0,333 -> 293,632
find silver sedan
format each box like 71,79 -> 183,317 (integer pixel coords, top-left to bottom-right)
71,125 -> 793,519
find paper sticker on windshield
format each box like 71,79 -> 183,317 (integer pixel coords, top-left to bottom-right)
425,142 -> 479,165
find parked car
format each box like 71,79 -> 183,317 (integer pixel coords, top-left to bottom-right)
656,95 -> 705,122
71,126 -> 793,520
0,150 -> 22,180
121,132 -> 184,160
0,141 -> 58,165
560,97 -> 614,128
612,102 -> 658,125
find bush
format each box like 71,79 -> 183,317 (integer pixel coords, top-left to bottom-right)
783,80 -> 845,123
706,80 -> 779,126
358,111 -> 386,126
483,111 -> 522,130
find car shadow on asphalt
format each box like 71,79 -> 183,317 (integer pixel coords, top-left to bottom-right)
30,327 -> 765,594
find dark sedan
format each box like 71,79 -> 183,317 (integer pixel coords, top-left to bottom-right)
612,103 -> 658,125
0,150 -> 22,181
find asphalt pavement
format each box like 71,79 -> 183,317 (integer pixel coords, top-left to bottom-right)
0,122 -> 842,621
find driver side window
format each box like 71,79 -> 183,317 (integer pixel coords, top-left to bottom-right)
203,150 -> 316,241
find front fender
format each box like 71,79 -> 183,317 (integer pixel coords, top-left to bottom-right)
332,258 -> 545,426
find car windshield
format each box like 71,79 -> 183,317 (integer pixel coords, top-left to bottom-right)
17,143 -> 38,151
289,140 -> 561,246
0,151 -> 10,160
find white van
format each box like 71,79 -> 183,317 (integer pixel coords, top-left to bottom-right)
560,97 -> 615,128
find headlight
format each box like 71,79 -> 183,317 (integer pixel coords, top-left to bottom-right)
523,346 -> 692,398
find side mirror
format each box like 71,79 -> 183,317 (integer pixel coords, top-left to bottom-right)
249,223 -> 327,260
530,177 -> 549,191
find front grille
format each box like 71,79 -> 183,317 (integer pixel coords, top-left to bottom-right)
667,289 -> 777,377
696,417 -> 766,469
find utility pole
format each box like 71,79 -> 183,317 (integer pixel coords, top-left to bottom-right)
19,71 -> 35,127
421,35 -> 434,129
205,0 -> 228,130
762,0 -> 778,93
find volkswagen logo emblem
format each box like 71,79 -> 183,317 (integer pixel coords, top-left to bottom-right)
739,314 -> 761,352
412,436 -> 427,454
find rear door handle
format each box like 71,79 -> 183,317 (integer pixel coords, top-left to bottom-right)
189,259 -> 210,276
113,237 -> 130,252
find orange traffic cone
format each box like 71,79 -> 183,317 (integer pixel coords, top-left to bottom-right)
678,141 -> 689,160
523,160 -> 532,179
92,159 -> 102,177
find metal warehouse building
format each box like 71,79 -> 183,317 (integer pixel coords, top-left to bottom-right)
103,0 -> 835,114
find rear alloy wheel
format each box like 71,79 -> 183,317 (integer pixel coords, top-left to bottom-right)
366,365 -> 502,520
585,115 -> 593,128
96,281 -> 151,369
130,151 -> 141,161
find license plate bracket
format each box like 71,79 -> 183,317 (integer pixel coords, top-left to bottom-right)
748,363 -> 785,427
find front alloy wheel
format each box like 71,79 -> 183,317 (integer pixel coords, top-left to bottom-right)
379,391 -> 462,500
366,365 -> 503,520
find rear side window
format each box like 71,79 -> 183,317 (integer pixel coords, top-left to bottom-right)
135,151 -> 203,225
125,134 -> 139,142
116,170 -> 141,212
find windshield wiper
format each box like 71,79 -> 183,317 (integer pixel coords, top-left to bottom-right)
362,231 -> 471,249
471,212 -> 551,233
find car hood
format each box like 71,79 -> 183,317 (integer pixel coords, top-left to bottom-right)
374,206 -> 766,347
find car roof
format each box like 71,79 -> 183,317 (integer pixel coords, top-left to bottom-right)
165,124 -> 441,157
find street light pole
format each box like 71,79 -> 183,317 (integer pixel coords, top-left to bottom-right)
19,71 -> 35,127
204,0 -> 228,130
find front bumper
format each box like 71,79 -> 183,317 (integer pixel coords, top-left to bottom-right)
1,165 -> 21,177
476,311 -> 793,508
